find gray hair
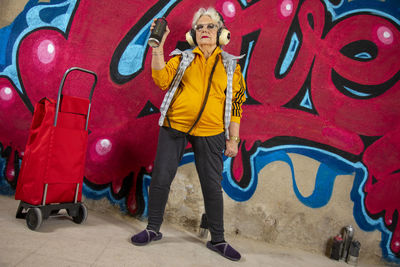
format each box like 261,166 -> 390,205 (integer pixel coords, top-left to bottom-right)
191,7 -> 223,29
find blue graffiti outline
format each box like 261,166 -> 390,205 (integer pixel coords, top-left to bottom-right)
82,183 -> 127,212
241,40 -> 255,98
0,157 -> 15,195
139,144 -> 398,261
117,0 -> 179,76
219,144 -> 398,262
141,174 -> 152,218
0,0 -> 78,95
343,86 -> 371,97
279,32 -> 299,76
279,0 -> 399,88
324,0 -> 400,25
0,0 -> 398,261
221,145 -> 358,201
351,162 -> 399,263
241,41 -> 254,79
299,88 -> 313,109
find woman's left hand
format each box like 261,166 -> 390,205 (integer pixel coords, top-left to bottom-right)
225,139 -> 239,157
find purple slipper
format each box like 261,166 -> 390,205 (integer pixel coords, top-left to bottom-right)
206,241 -> 241,261
131,229 -> 163,246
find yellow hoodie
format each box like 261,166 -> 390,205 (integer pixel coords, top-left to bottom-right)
152,46 -> 246,136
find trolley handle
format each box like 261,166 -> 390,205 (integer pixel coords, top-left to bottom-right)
54,67 -> 98,131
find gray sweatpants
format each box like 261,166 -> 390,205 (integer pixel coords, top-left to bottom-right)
147,126 -> 226,242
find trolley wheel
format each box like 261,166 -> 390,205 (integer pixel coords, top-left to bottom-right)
72,203 -> 88,224
26,208 -> 43,231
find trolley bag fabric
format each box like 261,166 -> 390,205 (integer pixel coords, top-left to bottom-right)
15,95 -> 90,205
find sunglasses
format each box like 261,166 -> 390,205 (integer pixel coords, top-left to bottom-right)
194,23 -> 218,31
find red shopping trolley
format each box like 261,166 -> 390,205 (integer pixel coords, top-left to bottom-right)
15,67 -> 97,230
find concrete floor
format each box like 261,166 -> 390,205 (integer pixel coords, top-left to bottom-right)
0,195 -> 384,267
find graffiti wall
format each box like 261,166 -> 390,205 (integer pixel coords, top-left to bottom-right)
0,0 -> 399,263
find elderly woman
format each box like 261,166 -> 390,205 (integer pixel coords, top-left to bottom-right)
131,7 -> 246,261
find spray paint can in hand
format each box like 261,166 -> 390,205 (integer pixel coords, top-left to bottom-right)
340,225 -> 354,261
148,18 -> 167,48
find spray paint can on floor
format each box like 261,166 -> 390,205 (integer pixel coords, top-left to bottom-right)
330,234 -> 343,260
199,213 -> 208,238
347,240 -> 361,266
340,225 -> 354,261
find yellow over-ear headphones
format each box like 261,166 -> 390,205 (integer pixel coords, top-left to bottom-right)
186,12 -> 231,47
